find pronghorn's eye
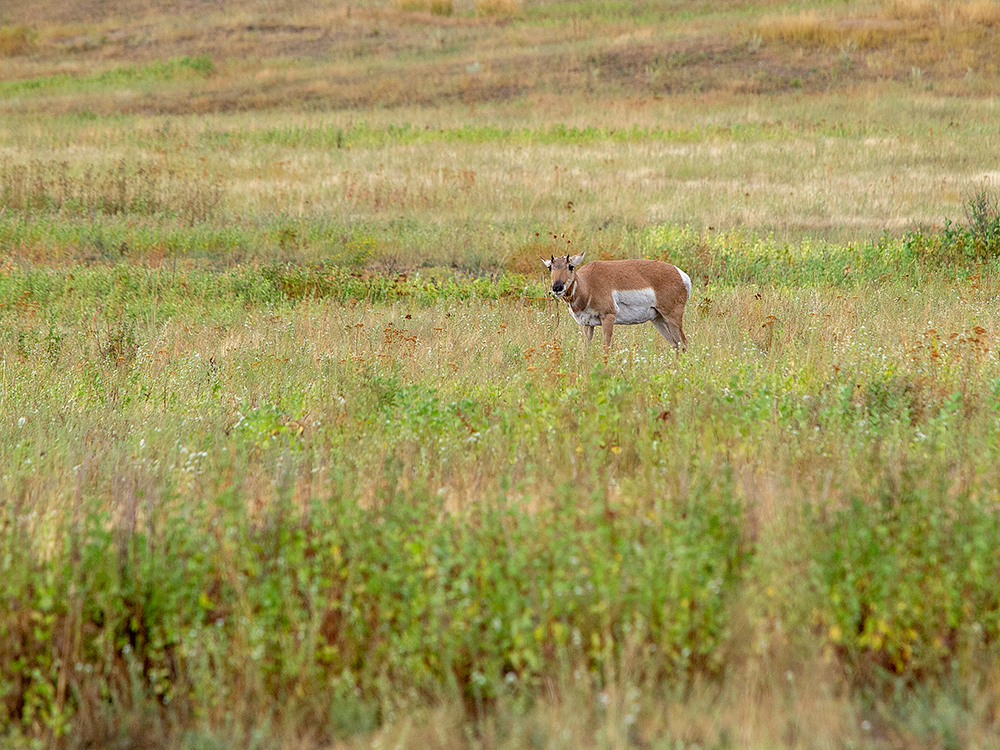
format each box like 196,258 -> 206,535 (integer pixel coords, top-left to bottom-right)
568,265 -> 574,271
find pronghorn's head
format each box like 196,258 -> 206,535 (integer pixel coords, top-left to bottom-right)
541,253 -> 585,298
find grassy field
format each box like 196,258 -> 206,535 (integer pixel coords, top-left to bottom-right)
3,1 -> 1000,749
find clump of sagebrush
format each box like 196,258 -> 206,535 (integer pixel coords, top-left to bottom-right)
956,188 -> 1000,259
906,188 -> 1000,264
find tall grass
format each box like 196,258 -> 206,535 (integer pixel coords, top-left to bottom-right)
2,94 -> 998,270
1,258 -> 1000,746
3,1 -> 1000,746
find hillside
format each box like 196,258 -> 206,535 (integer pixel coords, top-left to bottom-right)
3,0 -> 1000,116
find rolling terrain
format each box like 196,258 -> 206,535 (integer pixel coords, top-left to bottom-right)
2,2 -> 1000,749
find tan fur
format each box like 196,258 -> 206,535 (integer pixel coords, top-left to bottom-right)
541,254 -> 690,350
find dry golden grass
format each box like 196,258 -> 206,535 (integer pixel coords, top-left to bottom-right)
959,0 -> 1000,23
0,25 -> 36,57
2,86 -> 998,255
881,0 -> 942,20
474,0 -> 522,18
328,652 -> 859,750
755,9 -> 843,47
880,0 -> 1000,23
756,0 -> 1000,64
392,0 -> 454,16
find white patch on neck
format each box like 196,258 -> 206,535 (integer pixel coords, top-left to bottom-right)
612,288 -> 657,325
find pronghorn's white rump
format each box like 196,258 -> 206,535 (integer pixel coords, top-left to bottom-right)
541,253 -> 690,351
677,268 -> 692,299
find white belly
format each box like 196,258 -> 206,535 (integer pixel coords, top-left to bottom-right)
612,288 -> 657,325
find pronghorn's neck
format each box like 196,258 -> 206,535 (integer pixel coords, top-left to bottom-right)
560,275 -> 585,310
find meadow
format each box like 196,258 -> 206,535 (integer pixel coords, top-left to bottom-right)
3,1 -> 1000,748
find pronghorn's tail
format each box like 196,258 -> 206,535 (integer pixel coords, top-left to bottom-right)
676,267 -> 692,300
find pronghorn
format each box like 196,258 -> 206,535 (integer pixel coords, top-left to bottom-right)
541,253 -> 691,351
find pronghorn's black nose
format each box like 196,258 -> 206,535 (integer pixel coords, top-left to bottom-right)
552,281 -> 564,293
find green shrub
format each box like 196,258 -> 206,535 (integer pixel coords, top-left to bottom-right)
809,471 -> 1000,685
906,189 -> 1000,265
0,468 -> 746,741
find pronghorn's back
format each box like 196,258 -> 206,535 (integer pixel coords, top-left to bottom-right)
576,259 -> 691,306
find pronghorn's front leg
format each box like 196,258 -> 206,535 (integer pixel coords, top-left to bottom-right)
600,313 -> 616,349
583,325 -> 595,344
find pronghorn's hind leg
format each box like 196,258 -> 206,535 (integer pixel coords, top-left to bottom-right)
652,310 -> 687,351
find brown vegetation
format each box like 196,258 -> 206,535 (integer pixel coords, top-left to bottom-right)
2,0 -> 1000,117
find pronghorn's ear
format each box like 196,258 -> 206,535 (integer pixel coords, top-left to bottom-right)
568,252 -> 585,267
540,256 -> 553,269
